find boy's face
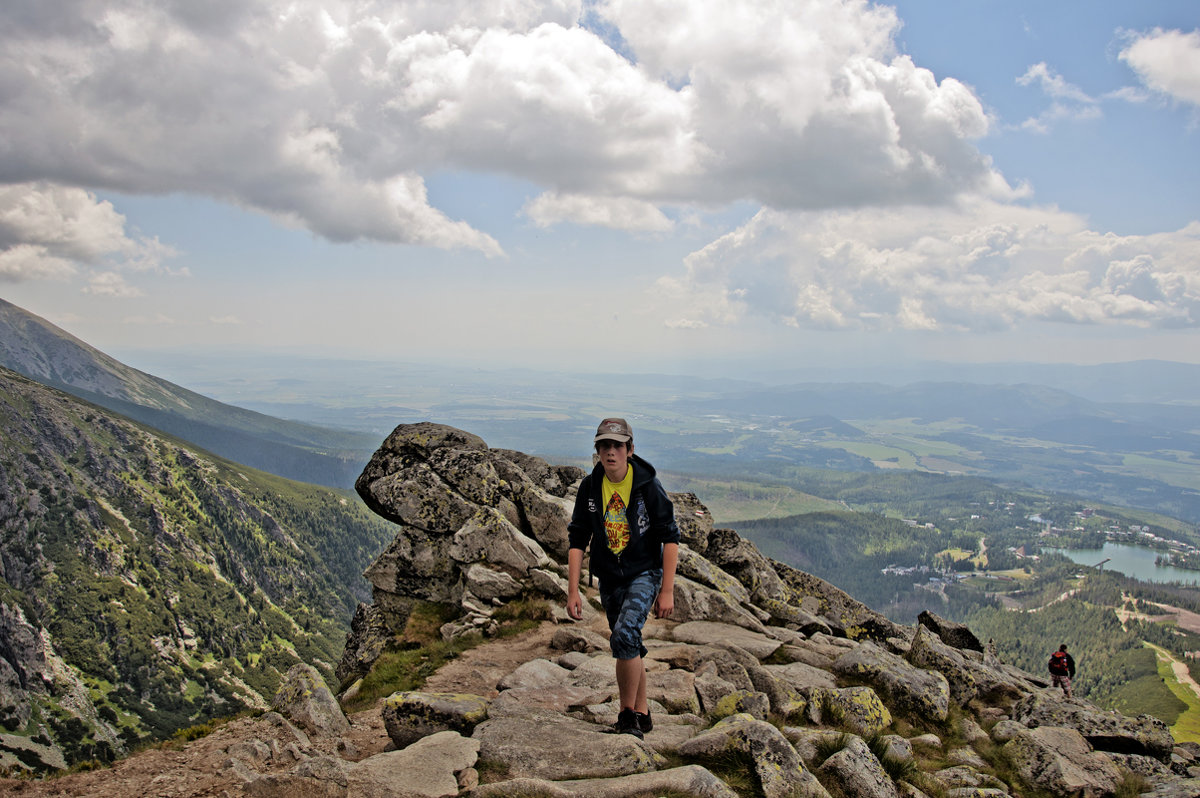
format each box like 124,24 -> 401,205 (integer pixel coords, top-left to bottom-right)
597,439 -> 631,481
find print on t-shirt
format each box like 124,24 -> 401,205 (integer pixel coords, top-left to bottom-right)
605,491 -> 630,555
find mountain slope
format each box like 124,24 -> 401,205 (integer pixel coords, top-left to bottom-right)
0,298 -> 375,488
0,366 -> 395,769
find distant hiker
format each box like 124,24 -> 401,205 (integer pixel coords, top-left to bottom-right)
1048,643 -> 1076,698
566,417 -> 680,739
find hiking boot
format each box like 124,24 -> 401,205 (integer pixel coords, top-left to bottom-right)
614,708 -> 644,739
636,708 -> 652,734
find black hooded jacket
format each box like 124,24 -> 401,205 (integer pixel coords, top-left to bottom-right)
567,453 -> 680,586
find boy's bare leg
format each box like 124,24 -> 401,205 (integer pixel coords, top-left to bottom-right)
615,656 -> 647,712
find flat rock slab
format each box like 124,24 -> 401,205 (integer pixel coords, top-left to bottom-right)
473,706 -> 658,781
671,621 -> 782,660
349,731 -> 479,798
764,660 -> 838,691
489,684 -> 609,718
470,765 -> 740,797
496,658 -> 571,690
566,653 -> 620,691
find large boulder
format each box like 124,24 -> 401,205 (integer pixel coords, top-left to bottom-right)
335,602 -> 392,686
917,610 -> 983,652
774,560 -> 909,643
271,664 -> 350,737
672,575 -> 770,631
671,492 -> 717,553
1012,691 -> 1175,762
818,735 -> 899,798
676,544 -> 752,607
808,686 -> 892,736
381,691 -> 490,748
1002,726 -> 1125,797
905,624 -> 1032,708
489,452 -> 580,559
833,642 -> 950,722
678,714 -> 830,798
355,423 -> 573,635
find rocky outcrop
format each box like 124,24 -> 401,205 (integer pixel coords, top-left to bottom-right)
350,423 -> 584,655
1012,691 -> 1176,762
1003,726 -> 1126,796
917,609 -> 983,652
271,664 -> 351,738
833,641 -> 950,722
337,423 -> 1193,798
906,623 -> 1029,707
350,424 -> 903,662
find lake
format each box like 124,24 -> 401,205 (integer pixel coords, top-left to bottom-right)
1045,542 -> 1200,586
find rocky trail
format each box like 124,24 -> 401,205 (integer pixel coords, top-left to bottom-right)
0,624 -> 564,798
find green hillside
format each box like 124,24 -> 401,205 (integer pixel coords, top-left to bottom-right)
0,367 -> 395,768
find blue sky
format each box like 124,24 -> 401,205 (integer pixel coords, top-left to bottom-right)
1,0 -> 1197,376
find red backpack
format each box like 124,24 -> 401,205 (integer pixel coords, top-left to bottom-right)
1048,650 -> 1070,675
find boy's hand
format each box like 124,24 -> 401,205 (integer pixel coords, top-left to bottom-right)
566,591 -> 583,621
654,590 -> 674,619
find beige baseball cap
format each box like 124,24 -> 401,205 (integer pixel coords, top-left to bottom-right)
594,417 -> 633,443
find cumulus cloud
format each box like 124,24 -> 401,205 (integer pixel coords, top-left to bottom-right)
524,192 -> 673,231
1120,28 -> 1200,108
657,205 -> 1200,332
0,183 -> 172,285
85,271 -> 143,298
1015,63 -> 1102,132
121,313 -> 175,325
0,0 -> 1006,253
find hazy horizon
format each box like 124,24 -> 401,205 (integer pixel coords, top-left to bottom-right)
111,344 -> 1200,409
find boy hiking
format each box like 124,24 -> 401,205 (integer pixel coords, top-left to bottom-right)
1048,644 -> 1075,698
566,417 -> 680,739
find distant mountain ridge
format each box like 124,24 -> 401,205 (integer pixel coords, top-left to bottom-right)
0,298 -> 374,488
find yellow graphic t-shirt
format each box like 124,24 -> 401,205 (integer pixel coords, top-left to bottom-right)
602,464 -> 634,556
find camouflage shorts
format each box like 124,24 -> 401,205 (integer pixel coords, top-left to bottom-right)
1052,674 -> 1072,692
599,569 -> 662,660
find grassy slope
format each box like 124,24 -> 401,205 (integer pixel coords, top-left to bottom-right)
1146,643 -> 1200,744
0,369 -> 396,762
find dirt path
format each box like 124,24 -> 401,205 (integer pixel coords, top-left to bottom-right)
420,620 -> 563,696
1172,659 -> 1200,699
1147,642 -> 1200,701
1027,588 -> 1078,612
